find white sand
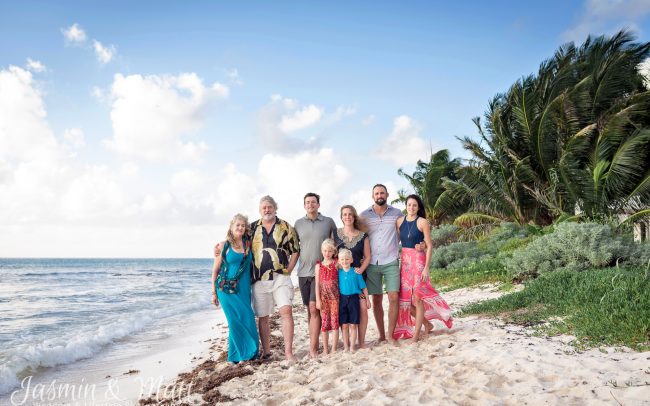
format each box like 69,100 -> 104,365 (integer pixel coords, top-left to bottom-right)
209,285 -> 650,405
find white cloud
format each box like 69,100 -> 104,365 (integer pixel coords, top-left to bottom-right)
563,0 -> 650,42
104,72 -> 229,162
62,23 -> 87,44
0,66 -> 61,162
639,57 -> 650,89
278,104 -> 323,133
226,68 -> 243,85
25,58 -> 46,73
362,114 -> 376,126
0,65 -> 360,257
324,105 -> 357,124
375,115 -> 429,166
91,86 -> 105,101
63,128 -> 85,148
256,149 -> 350,221
93,40 -> 116,64
58,165 -> 130,221
258,95 -> 334,152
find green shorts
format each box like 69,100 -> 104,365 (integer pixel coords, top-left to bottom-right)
366,260 -> 400,295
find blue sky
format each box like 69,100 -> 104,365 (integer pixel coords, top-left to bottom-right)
1,1 -> 650,257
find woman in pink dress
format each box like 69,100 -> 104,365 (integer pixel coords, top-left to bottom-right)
393,194 -> 453,341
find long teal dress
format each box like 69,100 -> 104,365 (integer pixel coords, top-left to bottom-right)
216,248 -> 259,362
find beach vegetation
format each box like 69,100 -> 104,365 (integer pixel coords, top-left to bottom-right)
393,149 -> 464,225
505,222 -> 649,280
432,30 -> 650,226
460,267 -> 650,350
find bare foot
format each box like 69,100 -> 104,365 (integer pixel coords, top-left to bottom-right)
389,339 -> 400,347
309,351 -> 319,359
424,321 -> 434,334
285,354 -> 297,362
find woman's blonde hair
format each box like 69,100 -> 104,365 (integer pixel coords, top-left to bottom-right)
338,248 -> 353,260
321,238 -> 336,251
340,205 -> 368,232
226,213 -> 250,245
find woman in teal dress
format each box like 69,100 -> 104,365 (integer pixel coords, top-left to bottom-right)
211,214 -> 259,362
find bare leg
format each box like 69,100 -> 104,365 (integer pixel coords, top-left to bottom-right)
341,324 -> 350,351
331,328 -> 339,353
411,304 -> 433,334
372,294 -> 386,341
278,305 -> 295,360
322,331 -> 330,355
258,316 -> 270,356
350,324 -> 358,352
387,291 -> 399,345
308,302 -> 321,358
413,295 -> 424,341
358,299 -> 368,348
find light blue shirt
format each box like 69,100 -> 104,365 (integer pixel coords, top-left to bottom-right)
338,267 -> 366,295
360,205 -> 402,265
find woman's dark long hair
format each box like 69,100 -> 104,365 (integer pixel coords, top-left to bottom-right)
406,194 -> 426,219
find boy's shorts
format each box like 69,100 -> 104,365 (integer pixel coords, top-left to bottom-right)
339,293 -> 361,324
252,273 -> 294,317
365,260 -> 400,295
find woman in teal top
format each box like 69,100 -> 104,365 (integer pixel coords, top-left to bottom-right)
211,214 -> 259,362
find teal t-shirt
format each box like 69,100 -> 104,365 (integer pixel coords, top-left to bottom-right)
338,267 -> 366,295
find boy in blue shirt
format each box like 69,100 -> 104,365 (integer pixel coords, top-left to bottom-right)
338,248 -> 372,351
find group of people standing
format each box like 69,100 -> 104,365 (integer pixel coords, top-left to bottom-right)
211,184 -> 453,363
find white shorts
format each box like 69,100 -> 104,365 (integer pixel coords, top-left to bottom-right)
252,273 -> 294,317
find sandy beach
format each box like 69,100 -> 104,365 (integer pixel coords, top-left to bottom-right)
143,285 -> 650,405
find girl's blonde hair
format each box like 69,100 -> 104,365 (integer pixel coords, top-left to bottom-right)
321,238 -> 336,251
338,248 -> 353,260
226,214 -> 250,245
340,205 -> 368,232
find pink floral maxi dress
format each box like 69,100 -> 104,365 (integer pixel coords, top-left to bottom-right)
394,219 -> 453,340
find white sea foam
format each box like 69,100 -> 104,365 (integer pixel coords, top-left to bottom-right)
0,293 -> 210,395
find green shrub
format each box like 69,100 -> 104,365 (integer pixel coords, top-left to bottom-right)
430,241 -> 485,269
461,267 -> 650,350
431,222 -> 533,269
506,222 -> 638,280
497,236 -> 534,255
430,257 -> 511,291
430,224 -> 460,248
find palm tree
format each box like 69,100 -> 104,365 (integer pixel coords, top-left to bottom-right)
394,149 -> 462,225
437,30 -> 650,226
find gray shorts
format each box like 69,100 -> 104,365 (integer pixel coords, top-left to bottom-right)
298,276 -> 316,305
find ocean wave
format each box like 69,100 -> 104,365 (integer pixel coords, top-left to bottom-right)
0,293 -> 210,396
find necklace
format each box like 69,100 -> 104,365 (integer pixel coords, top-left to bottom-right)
405,217 -> 417,239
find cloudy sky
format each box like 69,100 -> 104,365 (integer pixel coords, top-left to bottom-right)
1,1 -> 650,257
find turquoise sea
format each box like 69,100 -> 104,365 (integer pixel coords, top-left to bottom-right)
0,258 -> 214,397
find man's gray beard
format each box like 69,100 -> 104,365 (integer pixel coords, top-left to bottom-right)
374,198 -> 386,206
262,214 -> 276,221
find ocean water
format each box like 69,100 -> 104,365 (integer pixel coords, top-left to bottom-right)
0,258 -> 214,396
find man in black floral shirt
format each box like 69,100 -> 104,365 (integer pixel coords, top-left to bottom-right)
249,195 -> 300,361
